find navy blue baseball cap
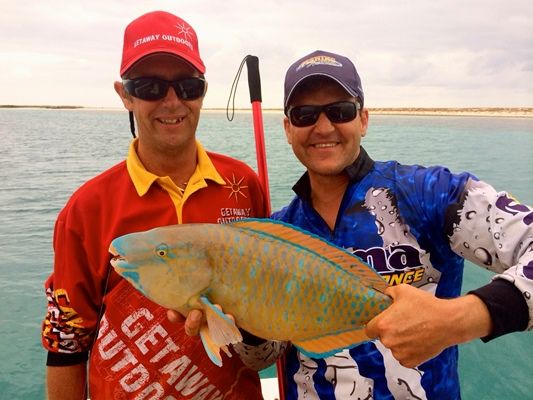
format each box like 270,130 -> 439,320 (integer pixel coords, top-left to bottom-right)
284,50 -> 364,110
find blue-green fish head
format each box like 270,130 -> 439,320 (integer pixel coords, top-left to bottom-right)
109,226 -> 213,311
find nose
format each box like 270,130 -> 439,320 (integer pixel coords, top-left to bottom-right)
314,111 -> 335,133
162,86 -> 183,105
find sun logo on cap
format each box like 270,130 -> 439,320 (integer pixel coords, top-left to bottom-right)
224,174 -> 248,202
175,22 -> 193,40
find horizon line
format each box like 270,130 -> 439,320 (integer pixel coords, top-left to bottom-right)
2,105 -> 533,111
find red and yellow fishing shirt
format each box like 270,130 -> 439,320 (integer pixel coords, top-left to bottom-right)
42,139 -> 268,399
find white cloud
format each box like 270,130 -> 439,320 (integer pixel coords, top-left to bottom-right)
0,0 -> 531,107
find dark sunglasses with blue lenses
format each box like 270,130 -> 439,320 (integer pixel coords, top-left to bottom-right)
122,77 -> 206,101
288,101 -> 361,127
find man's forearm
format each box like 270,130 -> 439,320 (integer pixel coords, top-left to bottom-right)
469,278 -> 529,341
47,363 -> 87,400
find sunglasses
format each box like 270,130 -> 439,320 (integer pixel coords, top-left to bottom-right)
122,77 -> 206,101
287,101 -> 360,127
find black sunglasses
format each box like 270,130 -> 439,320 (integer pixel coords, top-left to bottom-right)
122,77 -> 206,101
287,101 -> 360,127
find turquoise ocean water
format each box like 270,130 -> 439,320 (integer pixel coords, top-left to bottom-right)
0,108 -> 532,399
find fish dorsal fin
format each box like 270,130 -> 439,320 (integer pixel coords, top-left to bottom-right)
293,328 -> 370,358
231,218 -> 389,293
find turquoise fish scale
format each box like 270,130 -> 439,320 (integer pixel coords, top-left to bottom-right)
195,223 -> 388,341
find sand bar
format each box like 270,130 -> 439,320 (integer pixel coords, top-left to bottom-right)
2,105 -> 532,118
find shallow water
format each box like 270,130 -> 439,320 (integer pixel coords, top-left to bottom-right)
1,108 -> 532,398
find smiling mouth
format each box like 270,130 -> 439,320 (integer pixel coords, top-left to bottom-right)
313,142 -> 338,148
158,117 -> 185,124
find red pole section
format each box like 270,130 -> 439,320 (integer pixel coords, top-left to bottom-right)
251,101 -> 271,210
245,55 -> 271,212
245,55 -> 285,400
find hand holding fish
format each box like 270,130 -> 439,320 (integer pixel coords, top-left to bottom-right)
365,284 -> 492,368
167,308 -> 201,335
167,307 -> 235,337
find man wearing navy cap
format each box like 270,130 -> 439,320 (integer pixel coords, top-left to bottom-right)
271,49 -> 533,399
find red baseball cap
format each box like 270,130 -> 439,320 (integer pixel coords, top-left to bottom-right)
120,11 -> 206,76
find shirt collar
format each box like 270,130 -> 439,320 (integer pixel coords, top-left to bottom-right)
292,146 -> 374,201
126,139 -> 225,197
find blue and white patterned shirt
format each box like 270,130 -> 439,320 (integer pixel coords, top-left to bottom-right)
271,148 -> 533,400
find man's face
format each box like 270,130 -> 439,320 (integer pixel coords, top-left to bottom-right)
115,54 -> 206,159
283,79 -> 368,179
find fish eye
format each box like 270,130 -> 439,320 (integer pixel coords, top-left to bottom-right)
155,243 -> 169,257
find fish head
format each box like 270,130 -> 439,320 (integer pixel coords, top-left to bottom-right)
109,225 -> 213,311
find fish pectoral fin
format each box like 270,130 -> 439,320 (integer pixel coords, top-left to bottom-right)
200,296 -> 243,347
293,328 -> 370,358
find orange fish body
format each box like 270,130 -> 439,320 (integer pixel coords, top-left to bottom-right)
110,218 -> 391,365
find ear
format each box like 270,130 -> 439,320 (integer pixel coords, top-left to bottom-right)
283,116 -> 292,144
114,81 -> 134,111
359,108 -> 369,138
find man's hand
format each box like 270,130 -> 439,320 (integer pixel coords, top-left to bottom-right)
365,284 -> 492,368
167,309 -> 203,336
167,306 -> 236,337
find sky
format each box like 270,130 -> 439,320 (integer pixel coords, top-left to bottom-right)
1,0 -> 532,109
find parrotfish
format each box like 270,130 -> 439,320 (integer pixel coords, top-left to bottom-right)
109,218 -> 391,366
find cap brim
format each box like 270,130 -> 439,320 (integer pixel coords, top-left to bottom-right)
285,73 -> 359,108
121,50 -> 205,76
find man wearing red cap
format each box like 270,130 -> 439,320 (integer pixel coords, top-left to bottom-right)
41,11 -> 271,399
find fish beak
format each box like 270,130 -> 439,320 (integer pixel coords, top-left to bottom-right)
108,243 -> 126,267
109,243 -> 118,256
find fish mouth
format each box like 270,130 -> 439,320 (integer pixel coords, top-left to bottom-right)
109,244 -> 127,268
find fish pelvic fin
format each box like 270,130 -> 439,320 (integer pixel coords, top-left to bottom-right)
231,218 -> 389,293
199,324 -> 224,367
198,296 -> 242,367
293,328 -> 370,359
